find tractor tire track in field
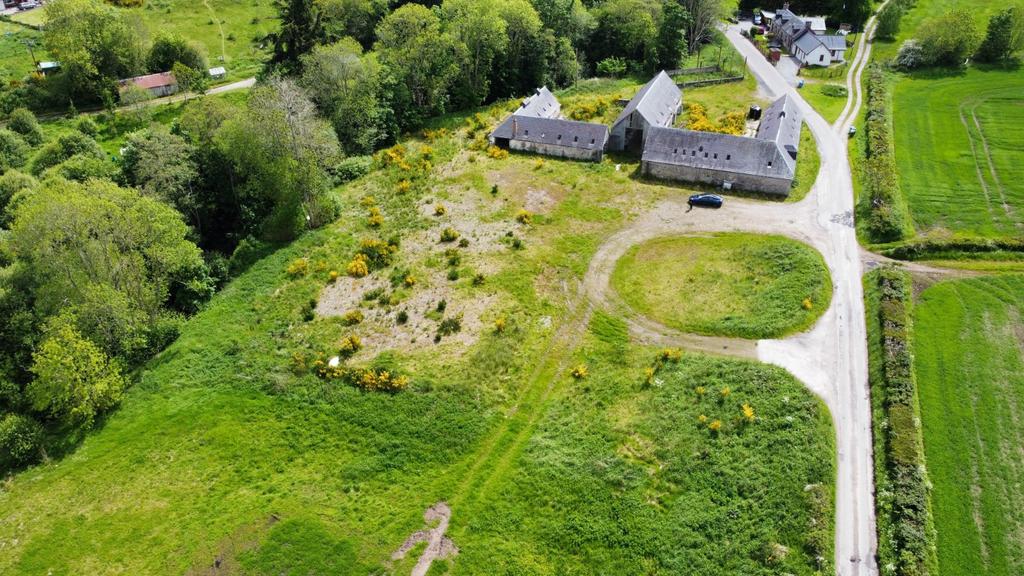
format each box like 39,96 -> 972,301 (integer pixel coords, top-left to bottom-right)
958,99 -> 998,220
966,99 -> 1014,220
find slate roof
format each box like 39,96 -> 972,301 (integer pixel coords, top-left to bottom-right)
804,16 -> 827,33
756,94 -> 803,169
642,127 -> 795,179
491,115 -> 609,150
612,71 -> 682,129
821,35 -> 848,51
516,86 -> 560,118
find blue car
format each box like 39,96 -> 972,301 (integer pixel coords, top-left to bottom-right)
688,194 -> 724,209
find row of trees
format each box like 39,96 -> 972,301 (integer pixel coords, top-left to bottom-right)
891,5 -> 1024,69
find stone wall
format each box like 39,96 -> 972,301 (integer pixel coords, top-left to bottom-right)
642,160 -> 792,196
510,139 -> 603,162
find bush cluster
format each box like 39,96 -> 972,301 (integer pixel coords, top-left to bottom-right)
863,66 -> 912,243
565,96 -> 612,121
880,236 -> 1024,260
871,270 -> 938,576
685,103 -> 744,136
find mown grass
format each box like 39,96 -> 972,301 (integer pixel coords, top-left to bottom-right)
126,0 -> 277,81
790,125 -> 820,202
799,81 -> 849,124
0,21 -> 45,84
892,68 -> 1024,239
610,233 -> 831,339
913,274 -> 1024,576
0,83 -> 839,574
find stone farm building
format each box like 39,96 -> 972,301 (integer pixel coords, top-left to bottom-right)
770,6 -> 848,66
118,71 -> 178,98
641,94 -> 803,196
608,71 -> 682,152
490,87 -> 609,161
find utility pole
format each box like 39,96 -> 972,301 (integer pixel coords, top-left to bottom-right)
23,38 -> 38,66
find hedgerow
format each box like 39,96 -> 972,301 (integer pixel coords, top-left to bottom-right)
862,66 -> 913,243
879,236 -> 1024,260
866,269 -> 938,576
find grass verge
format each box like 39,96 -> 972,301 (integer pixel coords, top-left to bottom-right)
611,233 -> 831,339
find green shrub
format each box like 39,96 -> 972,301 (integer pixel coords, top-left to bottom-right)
7,108 -> 44,146
0,412 -> 43,468
333,155 -> 373,184
596,57 -> 627,77
439,227 -> 459,243
0,129 -> 29,172
820,84 -> 848,98
862,66 -> 912,243
75,117 -> 100,137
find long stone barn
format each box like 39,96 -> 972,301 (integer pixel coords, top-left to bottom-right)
640,95 -> 804,196
490,86 -> 609,162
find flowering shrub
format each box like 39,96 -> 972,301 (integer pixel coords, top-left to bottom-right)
347,254 -> 369,278
367,207 -> 384,228
802,297 -> 814,310
486,145 -> 509,159
494,317 -> 506,333
708,419 -> 722,432
742,403 -> 756,423
327,270 -> 340,284
403,275 -> 417,287
357,238 -> 398,269
286,258 -> 309,278
339,335 -> 362,358
343,310 -> 363,326
356,368 -> 409,392
360,195 -> 377,207
571,364 -> 588,379
439,227 -> 460,243
434,204 -> 447,216
397,179 -> 412,194
515,210 -> 533,225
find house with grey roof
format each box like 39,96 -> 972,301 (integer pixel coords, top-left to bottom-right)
639,94 -> 804,196
608,71 -> 682,152
489,86 -> 608,161
770,5 -> 847,66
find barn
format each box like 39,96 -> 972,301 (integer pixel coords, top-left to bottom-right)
608,71 -> 682,153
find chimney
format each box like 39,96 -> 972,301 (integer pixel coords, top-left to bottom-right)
805,21 -> 812,30
783,2 -> 789,10
512,117 -> 518,138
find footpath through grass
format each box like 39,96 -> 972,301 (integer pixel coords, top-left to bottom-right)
893,68 -> 1024,238
914,274 -> 1024,576
611,233 -> 831,339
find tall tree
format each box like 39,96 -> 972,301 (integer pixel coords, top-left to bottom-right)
916,9 -> 981,66
441,0 -> 508,109
529,0 -> 595,47
320,0 -> 389,49
147,34 -> 207,73
375,4 -> 461,126
7,179 -> 206,319
875,1 -> 904,40
121,127 -> 201,229
217,78 -> 342,239
269,0 -> 323,74
300,39 -> 392,154
42,0 -> 145,101
491,0 -> 550,97
657,1 -> 690,69
592,0 -> 659,72
682,0 -> 726,53
975,6 -> 1024,62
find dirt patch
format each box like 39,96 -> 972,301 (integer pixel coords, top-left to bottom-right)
392,502 -> 457,576
186,514 -> 280,575
316,270 -> 499,361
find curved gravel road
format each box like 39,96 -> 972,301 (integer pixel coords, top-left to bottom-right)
584,12 -> 888,575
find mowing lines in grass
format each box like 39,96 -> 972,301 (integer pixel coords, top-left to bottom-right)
893,70 -> 1024,237
915,274 -> 1024,575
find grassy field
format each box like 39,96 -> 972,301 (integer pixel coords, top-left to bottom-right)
892,68 -> 1024,238
0,0 -> 274,84
0,21 -> 46,84
914,274 -> 1024,576
0,83 -> 837,574
610,233 -> 831,339
799,81 -> 848,124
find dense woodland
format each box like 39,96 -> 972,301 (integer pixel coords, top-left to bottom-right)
0,0 -> 875,470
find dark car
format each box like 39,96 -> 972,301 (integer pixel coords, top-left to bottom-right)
688,194 -> 724,209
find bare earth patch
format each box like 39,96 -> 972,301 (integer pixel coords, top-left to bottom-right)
391,502 -> 457,576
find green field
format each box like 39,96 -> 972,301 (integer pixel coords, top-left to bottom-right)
914,274 -> 1024,576
0,0 -> 274,84
800,81 -> 848,124
611,233 -> 831,339
893,68 -> 1024,238
0,86 -> 837,574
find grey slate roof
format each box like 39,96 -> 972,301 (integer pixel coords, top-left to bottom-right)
491,115 -> 609,150
756,94 -> 803,169
821,35 -> 848,51
804,16 -> 827,33
793,28 -> 826,54
612,71 -> 682,129
516,86 -> 560,118
642,127 -> 795,179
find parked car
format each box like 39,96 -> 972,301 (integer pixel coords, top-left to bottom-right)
688,194 -> 724,209
18,1 -> 40,9
848,126 -> 857,137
